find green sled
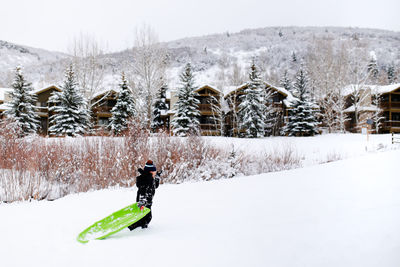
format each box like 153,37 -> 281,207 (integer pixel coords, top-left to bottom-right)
77,203 -> 150,243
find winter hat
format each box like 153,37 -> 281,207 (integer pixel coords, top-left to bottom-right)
144,160 -> 156,172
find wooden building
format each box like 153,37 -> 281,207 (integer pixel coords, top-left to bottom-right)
194,85 -> 223,136
0,88 -> 13,119
224,82 -> 289,136
344,83 -> 400,133
380,84 -> 400,133
32,85 -> 62,135
90,89 -> 118,132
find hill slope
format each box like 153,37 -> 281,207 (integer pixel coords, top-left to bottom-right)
0,148 -> 399,267
0,26 -> 399,91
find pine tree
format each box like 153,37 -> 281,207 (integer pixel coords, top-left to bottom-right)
367,55 -> 379,80
264,101 -> 282,136
387,64 -> 396,84
151,82 -> 168,131
238,61 -> 265,138
280,70 -> 292,93
283,66 -> 319,136
171,63 -> 200,136
109,73 -> 136,135
48,64 -> 91,137
292,51 -> 297,63
5,67 -> 40,136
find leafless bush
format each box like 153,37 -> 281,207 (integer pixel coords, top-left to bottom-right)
246,143 -> 302,175
320,151 -> 343,164
0,121 -> 304,203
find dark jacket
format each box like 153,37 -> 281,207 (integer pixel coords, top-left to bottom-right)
136,169 -> 160,208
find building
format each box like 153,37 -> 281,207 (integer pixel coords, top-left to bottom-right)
167,82 -> 293,136
90,89 -> 118,132
224,82 -> 292,136
379,84 -> 400,133
32,85 -> 62,135
343,83 -> 400,133
0,87 -> 13,119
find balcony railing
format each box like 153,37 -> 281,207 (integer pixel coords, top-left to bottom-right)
200,123 -> 220,131
380,102 -> 400,109
92,106 -> 113,113
198,104 -> 213,111
383,121 -> 400,128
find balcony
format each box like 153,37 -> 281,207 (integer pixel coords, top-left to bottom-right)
92,105 -> 113,114
198,104 -> 213,111
383,121 -> 400,132
380,102 -> 400,109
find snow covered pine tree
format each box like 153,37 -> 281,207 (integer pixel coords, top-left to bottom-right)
283,66 -> 319,136
109,73 -> 136,135
151,82 -> 168,132
48,64 -> 91,137
171,63 -> 200,136
5,67 -> 40,136
238,61 -> 265,138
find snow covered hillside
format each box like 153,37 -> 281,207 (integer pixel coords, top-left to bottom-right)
0,143 -> 399,267
0,40 -> 68,87
1,26 -> 399,92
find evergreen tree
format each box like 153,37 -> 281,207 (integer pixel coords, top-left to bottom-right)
238,61 -> 265,138
367,56 -> 379,80
280,70 -> 292,93
292,51 -> 297,63
283,66 -> 319,136
5,67 -> 40,136
151,82 -> 168,131
171,63 -> 200,136
109,73 -> 136,135
264,101 -> 282,136
387,64 -> 397,84
48,64 -> 91,137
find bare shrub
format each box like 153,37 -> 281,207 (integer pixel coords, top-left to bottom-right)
0,120 -> 305,203
321,151 -> 343,164
246,143 -> 302,175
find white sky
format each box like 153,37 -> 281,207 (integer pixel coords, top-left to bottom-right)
0,0 -> 399,53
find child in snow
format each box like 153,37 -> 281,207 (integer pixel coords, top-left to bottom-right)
128,160 -> 161,230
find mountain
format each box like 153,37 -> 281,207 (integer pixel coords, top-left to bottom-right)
0,26 -> 399,91
0,40 -> 68,86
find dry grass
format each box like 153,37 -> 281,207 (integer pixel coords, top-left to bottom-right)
0,121 -> 303,203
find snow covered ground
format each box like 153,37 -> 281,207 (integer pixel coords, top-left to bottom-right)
0,134 -> 399,267
206,133 -> 396,166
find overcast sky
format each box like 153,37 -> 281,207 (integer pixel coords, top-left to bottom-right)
0,0 -> 399,53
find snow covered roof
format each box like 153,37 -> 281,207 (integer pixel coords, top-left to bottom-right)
91,88 -> 119,100
0,88 -> 12,101
343,83 -> 400,96
375,83 -> 400,94
343,105 -> 380,113
195,84 -> 222,94
0,103 -> 10,111
31,85 -> 61,95
223,83 -> 248,96
165,81 -> 296,107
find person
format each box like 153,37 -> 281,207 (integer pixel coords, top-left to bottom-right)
128,160 -> 161,230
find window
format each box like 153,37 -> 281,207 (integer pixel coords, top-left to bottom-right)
200,116 -> 215,124
384,111 -> 390,120
381,94 -> 389,102
392,113 -> 400,121
107,100 -> 117,107
392,94 -> 400,102
98,117 -> 109,125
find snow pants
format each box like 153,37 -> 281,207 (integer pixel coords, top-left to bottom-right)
127,206 -> 152,231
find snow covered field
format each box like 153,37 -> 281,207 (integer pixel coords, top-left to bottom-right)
206,133 -> 396,166
0,134 -> 399,267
